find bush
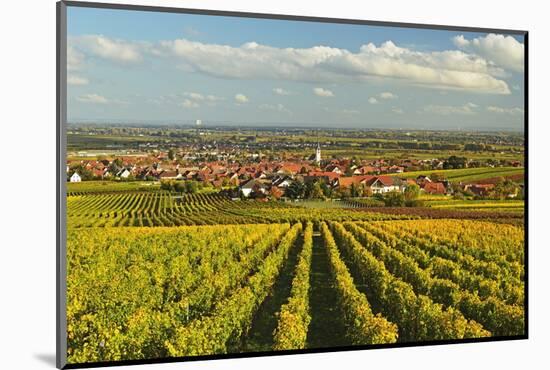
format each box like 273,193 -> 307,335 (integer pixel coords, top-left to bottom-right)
405,199 -> 425,207
383,191 -> 405,207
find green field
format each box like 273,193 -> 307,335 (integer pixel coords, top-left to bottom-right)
389,167 -> 524,182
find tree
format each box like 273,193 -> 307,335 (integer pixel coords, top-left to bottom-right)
168,149 -> 176,160
160,180 -> 175,191
383,191 -> 405,207
108,158 -> 123,174
174,181 -> 187,193
320,181 -> 333,198
350,182 -> 361,198
68,164 -> 94,181
360,184 -> 373,197
492,178 -> 518,199
286,180 -> 306,199
185,181 -> 199,194
429,173 -> 442,182
404,184 -> 420,201
310,181 -> 325,199
443,155 -> 467,169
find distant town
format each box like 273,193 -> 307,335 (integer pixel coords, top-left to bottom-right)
67,125 -> 524,201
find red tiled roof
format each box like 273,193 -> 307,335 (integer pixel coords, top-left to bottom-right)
337,176 -> 375,188
308,171 -> 341,180
423,182 -> 446,194
375,176 -> 395,186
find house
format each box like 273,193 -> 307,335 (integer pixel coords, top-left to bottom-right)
368,176 -> 402,194
70,172 -> 81,182
272,176 -> 293,188
388,165 -> 405,174
159,170 -> 181,180
325,165 -> 343,174
334,175 -> 375,189
239,179 -> 268,197
276,163 -> 304,175
116,168 -> 131,179
416,175 -> 432,186
354,166 -> 376,175
465,184 -> 495,196
422,182 -> 446,195
307,171 -> 341,182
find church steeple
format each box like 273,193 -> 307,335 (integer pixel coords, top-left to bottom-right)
315,142 -> 321,163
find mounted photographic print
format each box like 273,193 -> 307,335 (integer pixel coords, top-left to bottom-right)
56,1 -> 527,368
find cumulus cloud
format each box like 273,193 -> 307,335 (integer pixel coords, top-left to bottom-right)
369,92 -> 397,103
423,102 -> 479,115
69,35 -> 514,94
379,92 -> 398,99
273,87 -> 291,95
158,38 -> 512,94
235,93 -> 249,104
180,99 -> 199,108
313,87 -> 334,97
453,33 -> 524,72
487,106 -> 524,115
76,93 -> 109,104
184,92 -> 205,101
206,94 -> 224,101
70,35 -> 144,64
68,75 -> 89,86
259,103 -> 291,114
67,45 -> 85,71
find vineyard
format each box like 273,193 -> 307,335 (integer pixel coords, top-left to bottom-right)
67,192 -> 421,227
66,219 -> 525,364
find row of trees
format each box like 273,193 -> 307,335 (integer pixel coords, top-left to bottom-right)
160,180 -> 204,193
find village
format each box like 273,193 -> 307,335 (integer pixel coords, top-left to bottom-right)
67,142 -> 523,201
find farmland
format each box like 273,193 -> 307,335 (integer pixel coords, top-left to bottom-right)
67,219 -> 524,363
65,126 -> 525,365
391,167 -> 524,183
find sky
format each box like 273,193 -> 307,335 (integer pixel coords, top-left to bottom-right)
66,6 -> 526,131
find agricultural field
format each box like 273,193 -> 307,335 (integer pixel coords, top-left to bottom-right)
390,166 -> 525,183
64,128 -> 526,365
66,219 -> 525,363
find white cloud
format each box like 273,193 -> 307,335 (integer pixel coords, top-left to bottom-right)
313,87 -> 334,97
342,109 -> 360,115
67,45 -> 85,71
206,95 -> 224,101
379,92 -> 398,100
183,91 -> 225,106
67,75 -> 89,86
368,97 -> 379,104
423,102 -> 479,115
72,35 -> 513,94
184,92 -> 205,101
487,106 -> 524,115
273,87 -> 291,96
180,99 -> 199,108
453,33 -> 524,72
235,93 -> 249,104
392,107 -> 404,114
259,103 -> 291,114
158,38 -> 511,94
76,93 -> 109,104
70,35 -> 144,64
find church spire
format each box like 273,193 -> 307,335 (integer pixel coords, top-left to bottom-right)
315,142 -> 321,163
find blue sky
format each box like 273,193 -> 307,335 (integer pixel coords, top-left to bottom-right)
67,6 -> 525,131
